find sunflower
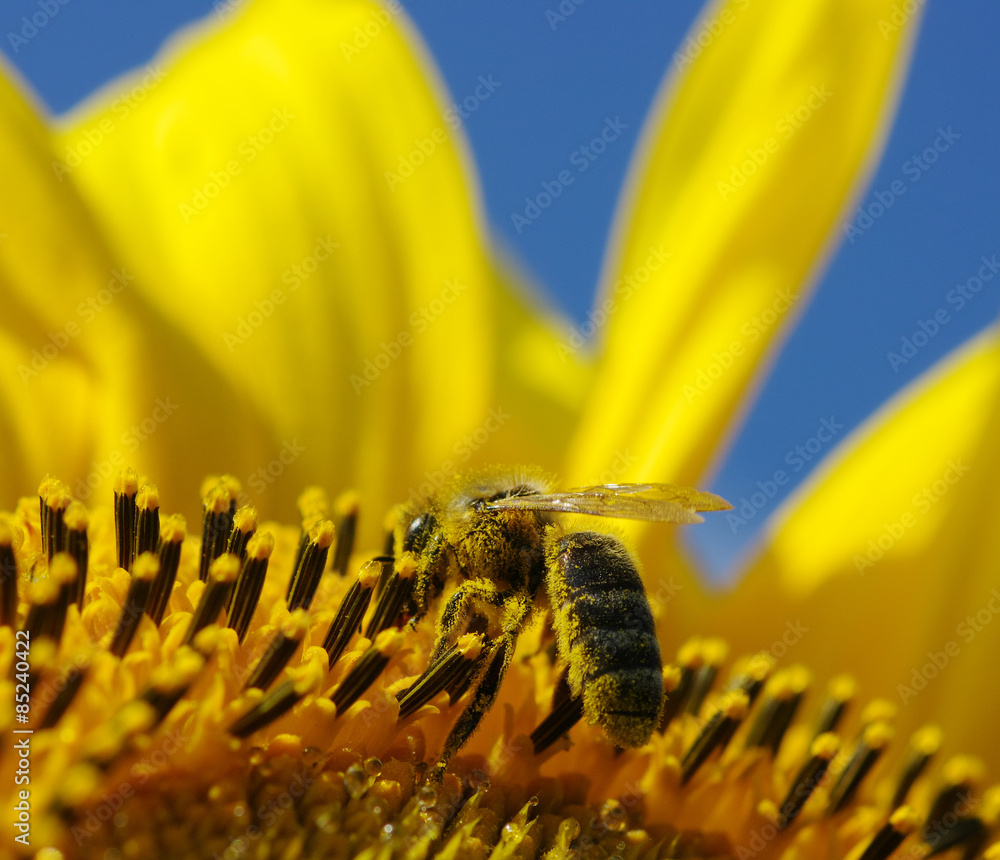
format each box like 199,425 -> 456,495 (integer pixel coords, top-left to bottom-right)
3,0 -> 999,857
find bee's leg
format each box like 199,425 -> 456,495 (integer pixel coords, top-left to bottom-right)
426,630 -> 518,783
424,587 -> 535,781
426,579 -> 506,666
396,579 -> 506,712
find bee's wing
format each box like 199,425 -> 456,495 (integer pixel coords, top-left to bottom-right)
483,483 -> 732,524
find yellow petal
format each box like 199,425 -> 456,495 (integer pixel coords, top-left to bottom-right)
0,68 -> 101,493
0,64 -> 316,515
705,327 -> 1000,770
51,0 -> 581,529
567,0 -> 920,487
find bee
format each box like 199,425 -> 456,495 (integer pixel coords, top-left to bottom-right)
390,466 -> 731,778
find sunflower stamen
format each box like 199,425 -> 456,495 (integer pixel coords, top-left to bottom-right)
331,629 -> 404,713
892,724 -> 943,808
364,555 -> 417,638
777,732 -> 840,830
184,553 -> 240,645
24,553 -> 76,643
814,673 -> 856,738
667,639 -> 707,721
443,647 -> 481,703
9,469 -> 1000,858
290,486 -> 329,582
81,699 -> 157,770
398,633 -> 485,720
858,806 -> 922,860
332,491 -> 360,577
230,656 -> 327,738
147,514 -> 185,625
921,757 -> 985,846
226,505 -> 258,561
925,816 -> 989,858
286,519 -> 335,611
686,637 -> 728,716
243,609 -> 310,691
114,468 -> 139,571
39,655 -> 88,728
681,689 -> 749,785
43,483 -> 73,563
717,652 -> 775,749
725,652 -> 775,703
138,645 -> 206,725
322,559 -> 380,664
745,666 -> 810,756
109,552 -> 159,657
227,530 -> 274,643
827,720 -> 894,814
198,476 -> 239,582
64,501 -> 89,608
0,522 -> 18,627
530,670 -> 584,754
134,483 -> 160,557
371,554 -> 395,601
230,679 -> 301,738
38,474 -> 60,556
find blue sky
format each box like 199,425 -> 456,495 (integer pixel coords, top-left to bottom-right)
3,1 -> 999,582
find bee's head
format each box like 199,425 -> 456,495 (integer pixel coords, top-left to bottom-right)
400,510 -> 437,556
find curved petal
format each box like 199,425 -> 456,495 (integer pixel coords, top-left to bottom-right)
54,0 -> 583,531
0,68 -> 277,513
567,0 -> 920,488
702,327 -> 1000,769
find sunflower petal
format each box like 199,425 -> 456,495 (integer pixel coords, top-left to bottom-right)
0,64 -> 304,512
53,0 -> 581,526
567,0 -> 920,486
713,328 -> 1000,767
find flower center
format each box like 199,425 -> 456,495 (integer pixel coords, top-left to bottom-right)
1,470 -> 996,859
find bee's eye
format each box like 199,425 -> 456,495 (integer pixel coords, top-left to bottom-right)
403,512 -> 435,553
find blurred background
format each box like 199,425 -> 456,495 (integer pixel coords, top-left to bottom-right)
3,0 -> 998,583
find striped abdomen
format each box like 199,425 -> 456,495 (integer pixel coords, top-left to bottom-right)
545,531 -> 663,748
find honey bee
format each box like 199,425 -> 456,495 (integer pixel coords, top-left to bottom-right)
390,466 -> 731,778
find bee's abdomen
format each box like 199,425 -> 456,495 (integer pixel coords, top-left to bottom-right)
545,531 -> 663,748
